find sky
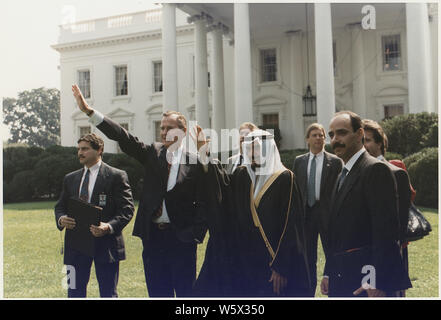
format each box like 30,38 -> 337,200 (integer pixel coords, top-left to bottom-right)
0,0 -> 161,140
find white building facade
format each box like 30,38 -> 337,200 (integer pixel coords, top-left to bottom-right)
53,3 -> 438,153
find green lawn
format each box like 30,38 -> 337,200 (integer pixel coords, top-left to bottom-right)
3,202 -> 438,298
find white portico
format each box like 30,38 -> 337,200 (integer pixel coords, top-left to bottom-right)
54,3 -> 438,152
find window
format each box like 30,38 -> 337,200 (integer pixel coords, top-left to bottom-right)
384,104 -> 404,119
115,65 -> 128,96
153,61 -> 163,93
154,121 -> 161,142
78,70 -> 91,99
382,34 -> 401,71
260,48 -> 277,82
79,126 -> 91,139
116,123 -> 129,153
262,113 -> 279,128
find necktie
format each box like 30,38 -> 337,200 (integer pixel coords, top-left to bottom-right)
80,169 -> 90,202
152,162 -> 172,219
337,168 -> 349,192
307,155 -> 317,207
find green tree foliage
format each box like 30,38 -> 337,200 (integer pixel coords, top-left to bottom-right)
3,88 -> 60,148
404,147 -> 438,208
380,112 -> 438,157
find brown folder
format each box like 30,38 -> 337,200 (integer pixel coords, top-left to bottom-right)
65,197 -> 102,257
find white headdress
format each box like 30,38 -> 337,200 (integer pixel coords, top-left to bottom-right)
241,129 -> 286,197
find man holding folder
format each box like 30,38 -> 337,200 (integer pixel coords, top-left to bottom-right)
55,133 -> 134,298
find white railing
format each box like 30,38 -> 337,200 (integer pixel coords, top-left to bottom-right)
59,9 -> 163,39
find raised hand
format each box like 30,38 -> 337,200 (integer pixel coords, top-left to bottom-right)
190,125 -> 210,152
72,84 -> 93,115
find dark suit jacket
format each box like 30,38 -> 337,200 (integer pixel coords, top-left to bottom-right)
324,151 -> 411,293
293,151 -> 343,250
96,116 -> 208,244
55,162 -> 134,265
384,161 -> 412,241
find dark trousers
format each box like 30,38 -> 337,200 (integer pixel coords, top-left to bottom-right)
142,224 -> 197,297
66,254 -> 119,298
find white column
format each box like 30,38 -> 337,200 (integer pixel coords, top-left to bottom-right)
406,3 -> 434,113
314,3 -> 336,128
210,25 -> 226,133
350,23 -> 367,117
161,4 -> 178,111
289,31 -> 305,149
234,3 -> 254,127
194,16 -> 210,128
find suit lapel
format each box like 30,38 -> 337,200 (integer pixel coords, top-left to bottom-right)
158,146 -> 169,189
73,169 -> 84,198
299,154 -> 309,207
331,152 -> 366,217
90,162 -> 108,205
320,152 -> 331,198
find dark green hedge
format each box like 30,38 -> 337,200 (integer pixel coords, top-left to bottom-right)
4,143 -> 438,208
381,112 -> 438,157
3,145 -> 144,203
403,147 -> 438,208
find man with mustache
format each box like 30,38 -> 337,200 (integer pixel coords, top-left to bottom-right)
55,133 -> 134,297
71,85 -> 207,297
320,111 -> 410,297
292,123 -> 343,296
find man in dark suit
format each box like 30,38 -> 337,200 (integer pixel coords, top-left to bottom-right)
72,85 -> 207,297
320,111 -> 410,297
362,119 -> 412,296
292,123 -> 343,296
55,133 -> 134,298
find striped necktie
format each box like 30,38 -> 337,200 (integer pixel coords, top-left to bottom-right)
80,169 -> 90,202
337,168 -> 349,192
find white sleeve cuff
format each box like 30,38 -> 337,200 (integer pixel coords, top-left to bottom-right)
88,110 -> 105,126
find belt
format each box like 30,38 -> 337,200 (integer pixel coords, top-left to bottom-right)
154,222 -> 171,230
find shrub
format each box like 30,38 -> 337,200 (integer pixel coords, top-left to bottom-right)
404,147 -> 438,208
279,149 -> 308,170
3,145 -> 145,203
4,170 -> 36,203
381,112 -> 438,157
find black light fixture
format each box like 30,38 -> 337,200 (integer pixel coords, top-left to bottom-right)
303,3 -> 317,117
303,85 -> 316,116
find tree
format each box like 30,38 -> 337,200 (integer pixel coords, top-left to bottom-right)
3,87 -> 60,148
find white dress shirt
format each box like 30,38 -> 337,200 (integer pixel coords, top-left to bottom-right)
307,150 -> 324,201
343,147 -> 366,173
79,160 -> 101,203
154,145 -> 184,223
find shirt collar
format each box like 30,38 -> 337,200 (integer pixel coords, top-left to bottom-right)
376,154 -> 386,162
84,159 -> 102,174
309,150 -> 324,160
167,144 -> 184,165
344,147 -> 366,173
